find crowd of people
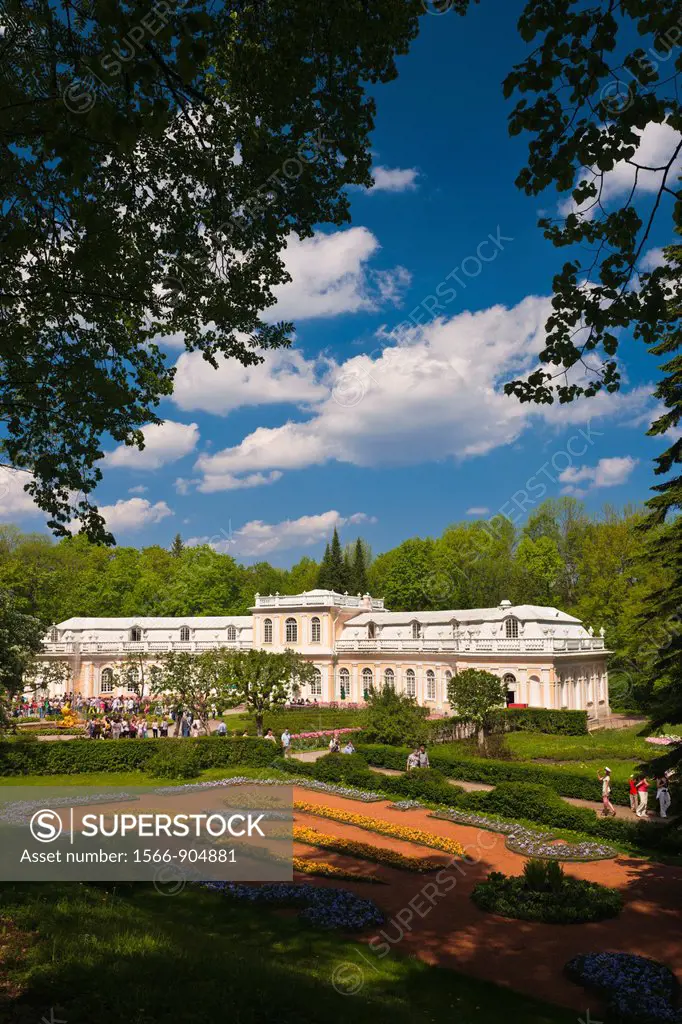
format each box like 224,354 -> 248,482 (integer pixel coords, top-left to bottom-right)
599,766 -> 675,819
11,693 -> 170,719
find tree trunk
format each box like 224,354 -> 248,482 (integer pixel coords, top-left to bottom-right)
255,712 -> 264,736
476,725 -> 486,749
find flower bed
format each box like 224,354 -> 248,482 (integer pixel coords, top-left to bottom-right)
389,800 -> 426,811
199,881 -> 384,930
565,952 -> 682,1023
153,776 -> 383,802
472,871 -> 622,924
294,801 -> 464,857
294,825 -> 443,872
293,855 -> 385,883
646,735 -> 682,746
430,808 -> 617,861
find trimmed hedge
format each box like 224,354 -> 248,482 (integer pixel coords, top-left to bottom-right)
489,708 -> 588,735
0,737 -> 279,776
356,743 -> 630,805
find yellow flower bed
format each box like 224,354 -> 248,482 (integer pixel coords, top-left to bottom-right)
292,856 -> 383,883
294,824 -> 442,872
294,802 -> 464,858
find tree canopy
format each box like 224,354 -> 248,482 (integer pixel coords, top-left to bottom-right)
0,0 -> 427,542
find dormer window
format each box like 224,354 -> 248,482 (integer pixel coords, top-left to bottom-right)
179,625 -> 190,642
129,626 -> 142,642
48,627 -> 59,643
227,625 -> 237,641
411,621 -> 422,640
505,617 -> 519,639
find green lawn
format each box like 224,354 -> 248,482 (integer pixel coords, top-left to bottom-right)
0,881 -> 577,1024
0,765 -> 292,788
504,726 -> 656,764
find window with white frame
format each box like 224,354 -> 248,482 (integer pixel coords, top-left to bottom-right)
100,668 -> 115,693
285,617 -> 298,643
129,626 -> 142,642
411,621 -> 422,640
339,668 -> 350,696
48,626 -> 59,642
311,617 -> 321,643
405,668 -> 416,697
227,625 -> 237,641
361,667 -> 373,693
426,669 -> 436,700
505,617 -> 519,639
383,668 -> 395,690
179,625 -> 190,642
263,618 -> 273,644
310,670 -> 322,696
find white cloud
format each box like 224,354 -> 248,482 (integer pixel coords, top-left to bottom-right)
640,247 -> 666,272
172,348 -> 328,416
267,227 -> 411,320
222,510 -> 376,557
106,421 -> 199,470
197,470 -> 283,494
128,485 -> 148,495
559,456 -> 638,496
192,296 -> 654,490
369,166 -> 419,193
97,498 -> 174,532
561,122 -> 682,218
0,468 -> 42,519
466,507 -> 490,516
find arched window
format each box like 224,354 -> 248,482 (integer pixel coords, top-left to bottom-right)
368,621 -> 376,639
505,617 -> 519,639
285,617 -> 298,643
129,626 -> 142,642
383,668 -> 395,690
179,625 -> 190,643
100,668 -> 114,693
48,626 -> 59,643
361,668 -> 373,694
405,668 -> 416,697
411,621 -> 422,640
263,618 -> 273,644
227,625 -> 237,641
426,669 -> 436,700
310,670 -> 322,697
310,617 -> 321,643
502,672 -> 516,705
444,669 -> 453,685
339,668 -> 350,697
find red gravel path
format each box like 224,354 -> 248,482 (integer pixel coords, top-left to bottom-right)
292,786 -> 682,1013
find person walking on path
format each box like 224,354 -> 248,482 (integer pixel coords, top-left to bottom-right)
598,767 -> 616,816
264,728 -> 277,743
636,774 -> 650,818
216,720 -> 227,736
628,775 -> 638,813
151,719 -> 159,739
656,773 -> 672,818
418,744 -> 430,768
406,749 -> 420,771
281,728 -> 291,757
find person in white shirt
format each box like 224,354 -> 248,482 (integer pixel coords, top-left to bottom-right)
329,732 -> 340,753
281,729 -> 291,756
598,767 -> 616,817
342,741 -> 355,755
406,750 -> 419,771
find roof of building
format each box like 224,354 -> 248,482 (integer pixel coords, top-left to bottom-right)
343,604 -> 582,626
55,617 -> 252,629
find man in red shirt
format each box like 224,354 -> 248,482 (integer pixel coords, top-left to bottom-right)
636,775 -> 649,818
628,774 -> 638,813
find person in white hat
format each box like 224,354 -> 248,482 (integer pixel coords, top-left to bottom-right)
598,767 -> 616,817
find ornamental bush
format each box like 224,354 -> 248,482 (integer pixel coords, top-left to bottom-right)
488,708 -> 588,735
459,782 -> 597,833
0,737 -> 278,775
147,744 -> 202,779
472,869 -> 622,923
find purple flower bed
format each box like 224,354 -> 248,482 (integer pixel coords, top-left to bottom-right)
566,952 -> 682,1023
200,880 -> 384,930
155,776 -> 383,802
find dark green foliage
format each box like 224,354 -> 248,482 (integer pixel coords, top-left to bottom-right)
362,687 -> 429,747
488,709 -> 588,736
472,870 -> 622,924
147,744 -> 202,780
459,782 -> 597,833
0,589 -> 44,731
0,737 -> 278,776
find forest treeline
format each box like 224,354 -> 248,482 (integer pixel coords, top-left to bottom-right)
0,498 -> 673,710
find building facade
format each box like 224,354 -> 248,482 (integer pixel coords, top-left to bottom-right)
38,589 -> 611,721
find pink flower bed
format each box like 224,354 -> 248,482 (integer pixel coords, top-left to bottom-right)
646,735 -> 682,746
289,727 -> 363,750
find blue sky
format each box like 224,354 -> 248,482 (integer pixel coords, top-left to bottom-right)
3,1 -> 676,564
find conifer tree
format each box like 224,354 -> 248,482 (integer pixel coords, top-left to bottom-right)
170,534 -> 184,558
328,528 -> 348,592
317,543 -> 333,589
352,537 -> 368,594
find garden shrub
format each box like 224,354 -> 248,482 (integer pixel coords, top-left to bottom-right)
472,868 -> 622,923
147,744 -> 202,779
0,737 -> 279,775
489,708 -> 588,735
357,743 -> 630,804
458,782 -> 597,833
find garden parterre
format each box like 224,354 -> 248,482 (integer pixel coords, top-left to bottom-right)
293,824 -> 444,872
294,801 -> 465,857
